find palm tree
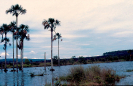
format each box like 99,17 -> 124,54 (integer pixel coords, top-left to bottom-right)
0,24 -> 11,72
42,18 -> 60,71
55,33 -> 62,66
8,21 -> 17,71
14,24 -> 30,71
6,4 -> 26,71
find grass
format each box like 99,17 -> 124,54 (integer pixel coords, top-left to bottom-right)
59,65 -> 123,85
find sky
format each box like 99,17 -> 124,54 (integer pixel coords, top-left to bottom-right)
0,0 -> 133,59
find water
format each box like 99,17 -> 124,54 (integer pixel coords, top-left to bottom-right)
0,61 -> 133,85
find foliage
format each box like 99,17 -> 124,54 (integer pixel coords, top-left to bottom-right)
42,18 -> 60,30
25,58 -> 30,65
55,33 -> 62,39
53,56 -> 58,65
60,66 -> 85,85
60,59 -> 67,65
32,62 -> 39,65
45,83 -> 51,86
14,24 -> 30,46
0,24 -> 11,49
59,65 -> 122,85
6,4 -> 26,17
23,64 -> 31,67
70,57 -> 75,64
78,56 -> 87,64
54,80 -> 61,86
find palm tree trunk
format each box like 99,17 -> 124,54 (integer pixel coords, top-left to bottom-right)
58,38 -> 60,67
16,15 -> 18,72
50,25 -> 56,71
51,29 -> 53,70
4,33 -> 7,72
21,40 -> 24,71
12,33 -> 15,71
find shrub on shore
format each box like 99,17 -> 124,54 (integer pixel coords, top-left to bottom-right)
59,65 -> 122,85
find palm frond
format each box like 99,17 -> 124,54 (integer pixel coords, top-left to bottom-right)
1,39 -> 4,42
55,20 -> 60,25
6,4 -> 26,16
9,21 -> 16,32
14,24 -> 29,40
21,9 -> 26,14
56,33 -> 62,39
48,18 -> 55,24
42,18 -> 60,31
1,24 -> 10,33
42,20 -> 50,29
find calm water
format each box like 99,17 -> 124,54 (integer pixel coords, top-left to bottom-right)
0,61 -> 133,86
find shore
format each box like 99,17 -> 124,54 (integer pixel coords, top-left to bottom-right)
0,59 -> 127,69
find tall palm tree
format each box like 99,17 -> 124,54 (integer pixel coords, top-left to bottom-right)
8,21 -> 17,71
42,18 -> 60,71
6,4 -> 26,71
55,33 -> 62,66
14,24 -> 29,71
0,24 -> 11,72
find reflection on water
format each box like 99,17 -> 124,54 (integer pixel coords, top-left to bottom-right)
52,72 -> 54,86
13,72 -> 15,86
0,61 -> 133,85
5,72 -> 7,86
21,72 -> 24,86
44,70 -> 47,85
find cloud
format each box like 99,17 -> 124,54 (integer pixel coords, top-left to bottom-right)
76,44 -> 90,46
24,57 -> 27,59
32,57 -> 38,59
30,51 -> 36,54
0,52 -> 9,56
1,0 -> 133,59
112,31 -> 133,37
62,35 -> 86,39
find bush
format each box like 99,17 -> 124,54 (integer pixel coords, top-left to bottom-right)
54,80 -> 61,86
60,65 -> 122,85
25,58 -> 30,65
24,64 -> 31,67
60,66 -> 85,85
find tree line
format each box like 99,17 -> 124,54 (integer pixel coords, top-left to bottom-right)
0,4 -> 62,72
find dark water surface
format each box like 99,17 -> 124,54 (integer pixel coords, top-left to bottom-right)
0,61 -> 133,86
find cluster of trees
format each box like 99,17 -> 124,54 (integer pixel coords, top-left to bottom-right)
0,4 -> 30,72
52,56 -> 87,65
52,50 -> 133,65
2,48 -> 132,69
103,50 -> 133,61
0,4 -> 63,72
42,18 -> 62,71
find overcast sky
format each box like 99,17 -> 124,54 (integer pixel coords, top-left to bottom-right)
0,0 -> 133,59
